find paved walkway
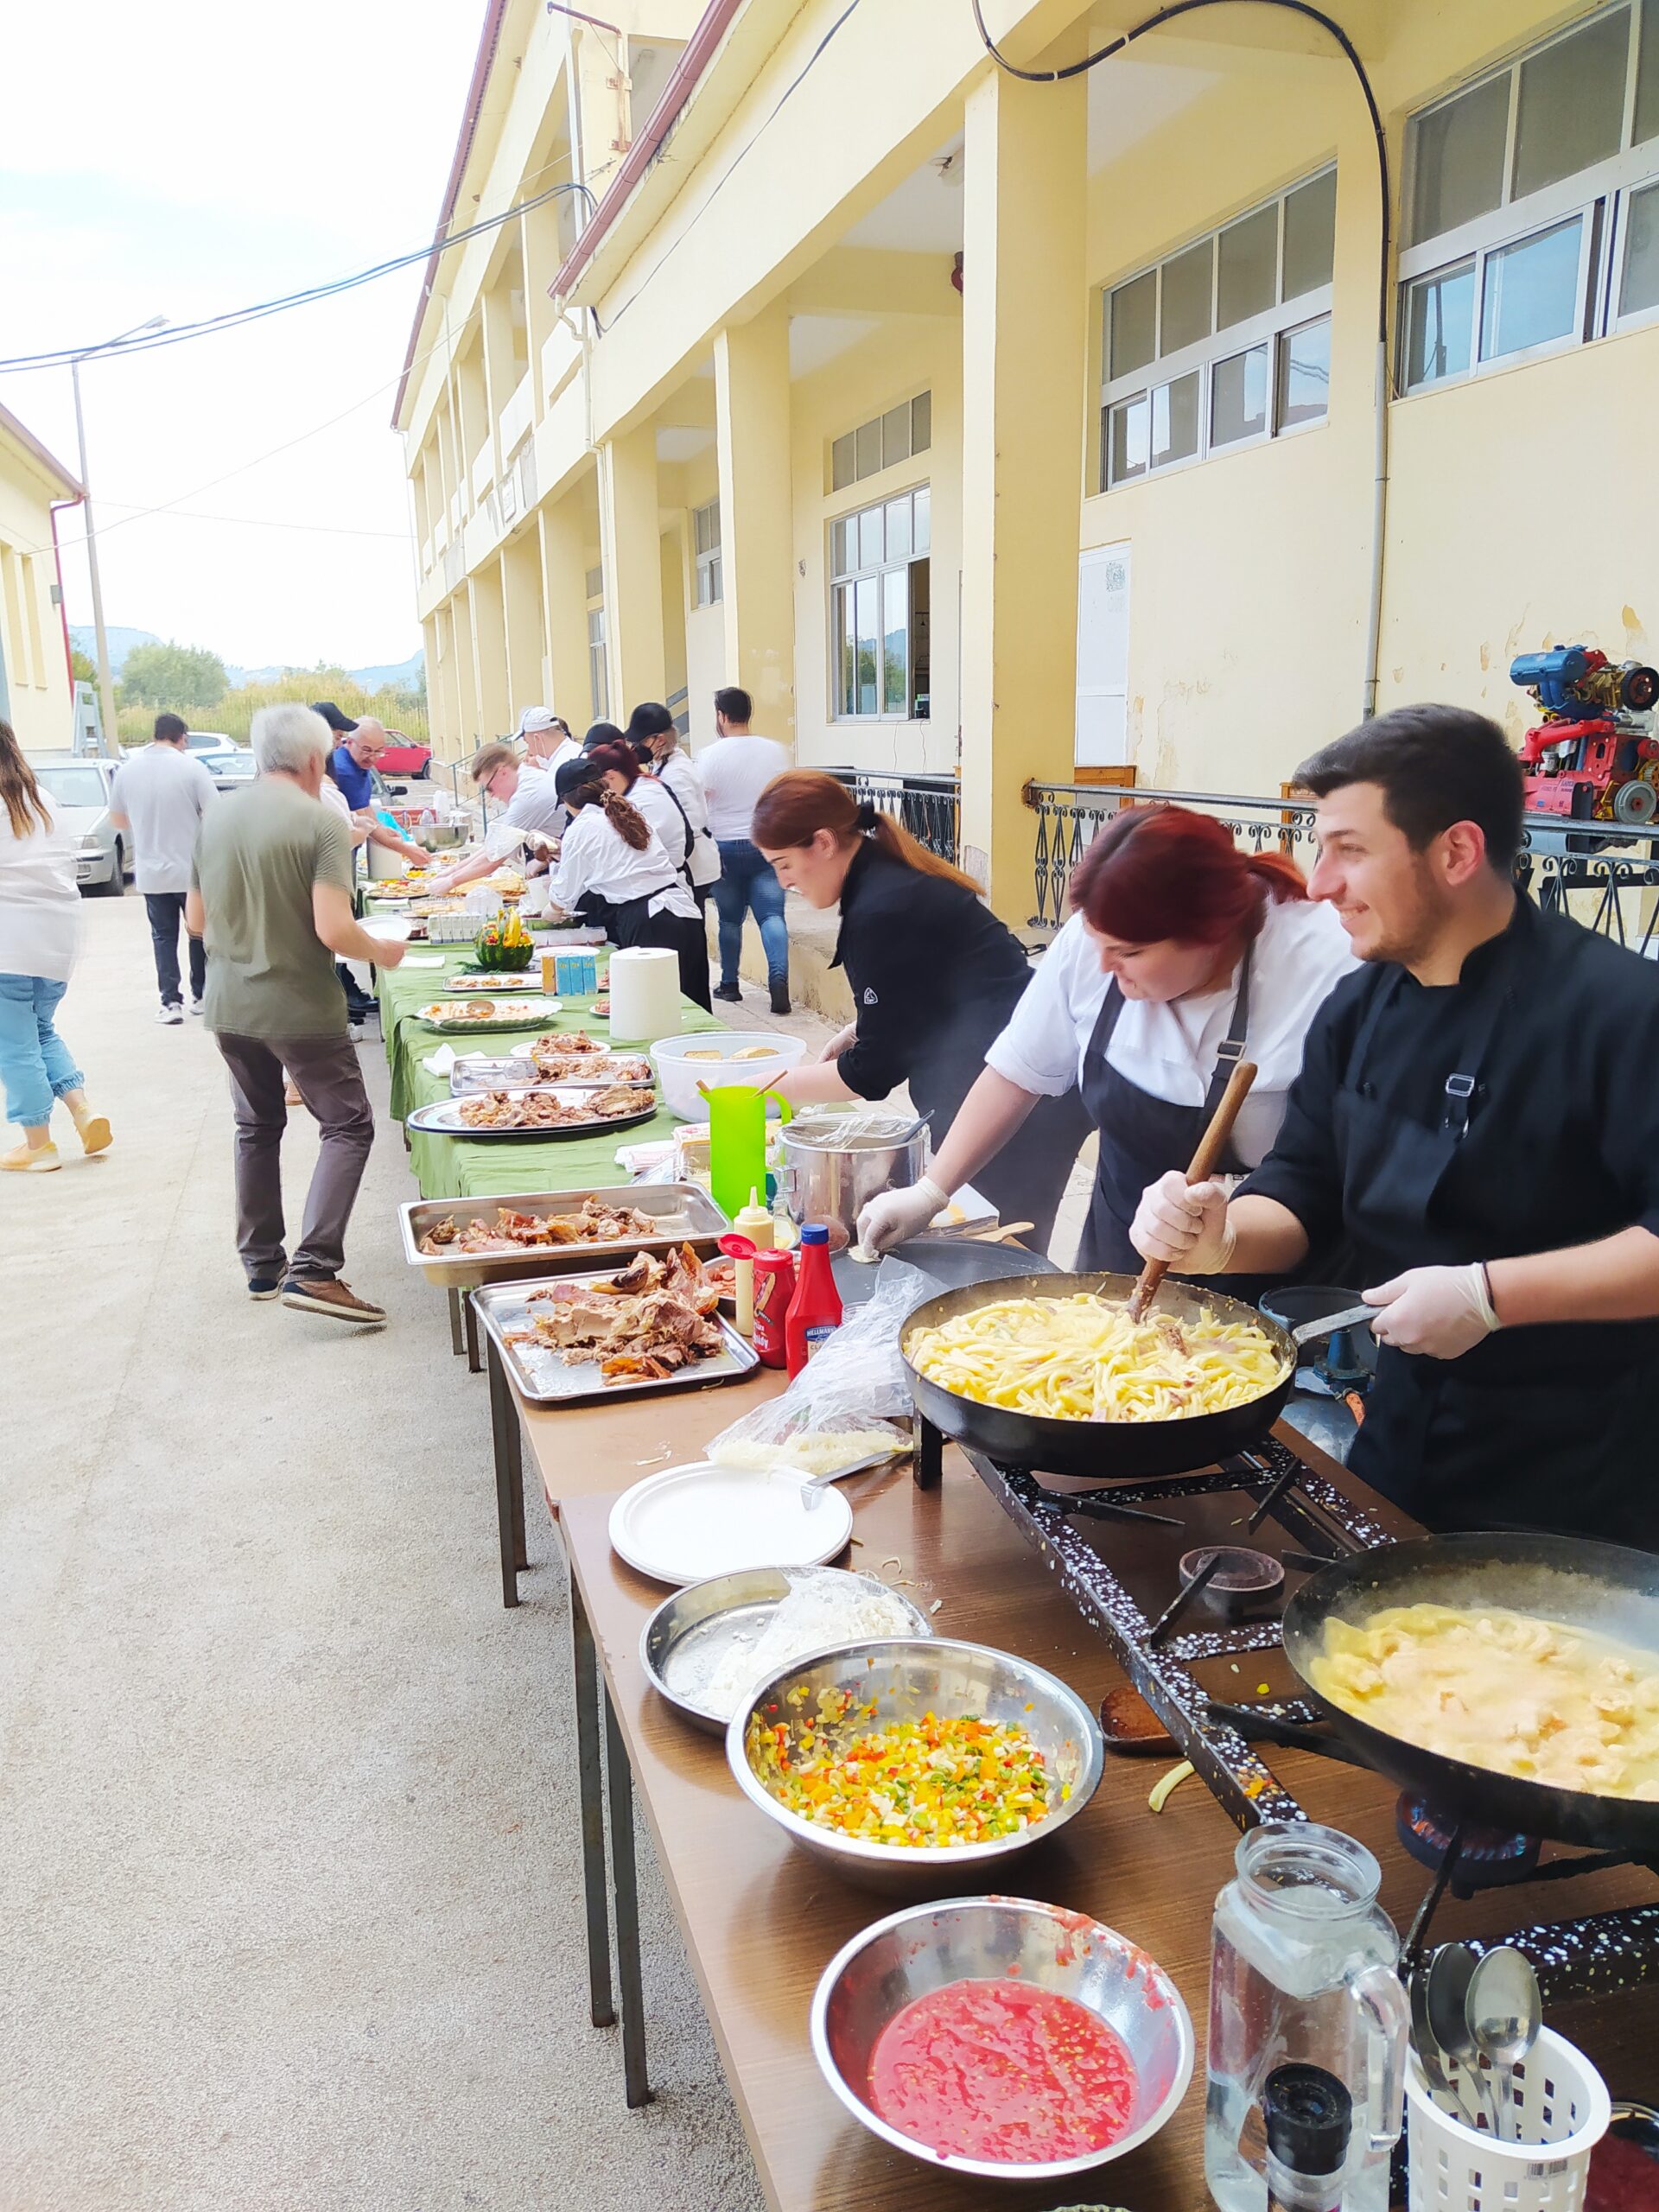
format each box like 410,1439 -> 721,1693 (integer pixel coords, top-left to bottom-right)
0,898 -> 766,2212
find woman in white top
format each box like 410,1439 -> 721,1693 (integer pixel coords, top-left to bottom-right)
550,758 -> 711,1009
624,703 -> 721,900
859,805 -> 1355,1271
0,721 -> 112,1172
585,737 -> 694,883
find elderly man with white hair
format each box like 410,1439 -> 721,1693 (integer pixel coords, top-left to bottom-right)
186,703 -> 406,1325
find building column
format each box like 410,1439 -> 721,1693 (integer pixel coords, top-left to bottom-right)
468,563 -> 510,741
451,588 -> 480,746
714,303 -> 794,741
501,531 -> 544,723
538,487 -> 593,722
958,65 -> 1088,918
597,423 -> 665,715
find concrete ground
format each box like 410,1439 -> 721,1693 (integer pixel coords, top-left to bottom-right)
1,899 -> 1090,2212
0,897 -> 769,2212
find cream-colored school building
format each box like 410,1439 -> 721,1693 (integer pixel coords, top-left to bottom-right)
397,0 -> 1659,918
0,403 -> 80,756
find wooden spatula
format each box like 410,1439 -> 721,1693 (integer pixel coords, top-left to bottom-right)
1123,1057 -> 1257,1321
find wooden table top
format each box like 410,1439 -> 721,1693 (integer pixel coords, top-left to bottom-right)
552,1382 -> 1659,2212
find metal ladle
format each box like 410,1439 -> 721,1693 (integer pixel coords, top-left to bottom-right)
1466,1945 -> 1541,2143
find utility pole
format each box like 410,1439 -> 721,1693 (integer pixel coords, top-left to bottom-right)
69,315 -> 166,760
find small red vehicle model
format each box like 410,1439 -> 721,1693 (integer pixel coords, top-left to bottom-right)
1510,646 -> 1659,823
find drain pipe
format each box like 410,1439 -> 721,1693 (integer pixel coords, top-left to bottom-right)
1361,330 -> 1391,721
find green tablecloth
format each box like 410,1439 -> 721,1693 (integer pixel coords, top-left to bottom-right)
377,940 -> 723,1200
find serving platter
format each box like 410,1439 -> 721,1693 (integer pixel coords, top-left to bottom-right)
609,1462 -> 851,1584
412,998 -> 562,1033
405,1085 -> 658,1141
445,970 -> 547,990
473,1283 -> 758,1406
399,1181 -> 728,1287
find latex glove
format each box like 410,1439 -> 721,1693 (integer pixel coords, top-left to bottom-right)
821,1021 -> 858,1064
856,1176 -> 948,1255
1363,1264 -> 1498,1359
1128,1173 -> 1236,1272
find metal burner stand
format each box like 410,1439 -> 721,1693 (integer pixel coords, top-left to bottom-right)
918,1416 -> 1659,2004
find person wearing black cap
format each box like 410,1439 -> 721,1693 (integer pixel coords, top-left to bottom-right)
550,757 -> 710,1008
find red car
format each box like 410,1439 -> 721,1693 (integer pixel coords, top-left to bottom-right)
375,731 -> 431,777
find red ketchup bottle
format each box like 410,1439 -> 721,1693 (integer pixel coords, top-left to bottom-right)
784,1224 -> 842,1377
750,1248 -> 798,1370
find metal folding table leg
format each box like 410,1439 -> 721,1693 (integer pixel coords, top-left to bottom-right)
448,1288 -> 464,1357
603,1681 -> 652,2107
464,1291 -> 482,1375
569,1571 -> 615,2030
486,1338 -> 525,1606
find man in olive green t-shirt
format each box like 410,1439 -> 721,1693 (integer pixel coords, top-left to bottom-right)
188,704 -> 407,1325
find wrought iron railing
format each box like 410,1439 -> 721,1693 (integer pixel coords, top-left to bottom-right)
1023,779 -> 1659,952
825,766 -> 961,865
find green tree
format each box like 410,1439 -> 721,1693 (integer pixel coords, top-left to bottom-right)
119,640 -> 227,712
69,646 -> 99,685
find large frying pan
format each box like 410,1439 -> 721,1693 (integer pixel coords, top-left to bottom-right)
899,1269 -> 1303,1481
1282,1533 -> 1659,1853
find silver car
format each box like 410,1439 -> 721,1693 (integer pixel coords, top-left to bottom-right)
33,756 -> 128,896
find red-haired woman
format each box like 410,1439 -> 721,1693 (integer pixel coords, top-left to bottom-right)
582,739 -> 695,882
549,758 -> 711,1008
752,771 -> 1090,1248
857,804 -> 1356,1267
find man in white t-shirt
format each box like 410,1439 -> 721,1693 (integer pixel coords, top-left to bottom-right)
699,686 -> 791,1012
109,712 -> 219,1022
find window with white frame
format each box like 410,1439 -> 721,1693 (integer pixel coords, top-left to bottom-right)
692,499 -> 721,606
1101,168 -> 1336,491
830,392 -> 932,493
586,582 -> 608,722
1400,0 -> 1659,393
830,485 -> 931,721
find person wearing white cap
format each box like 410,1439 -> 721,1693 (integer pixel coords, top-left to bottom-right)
517,708 -> 581,778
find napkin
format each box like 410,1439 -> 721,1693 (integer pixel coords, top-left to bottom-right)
401,954 -> 445,969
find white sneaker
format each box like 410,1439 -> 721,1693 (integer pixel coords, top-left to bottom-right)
347,1020 -> 365,1042
188,998 -> 205,1018
156,1003 -> 184,1026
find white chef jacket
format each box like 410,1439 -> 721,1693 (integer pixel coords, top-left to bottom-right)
986,893 -> 1357,1169
656,749 -> 720,887
548,807 -> 698,921
0,805 -> 82,982
628,773 -> 691,870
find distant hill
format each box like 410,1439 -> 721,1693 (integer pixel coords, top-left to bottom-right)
72,627 -> 423,695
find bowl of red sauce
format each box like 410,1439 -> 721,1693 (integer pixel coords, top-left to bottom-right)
810,1895 -> 1193,2182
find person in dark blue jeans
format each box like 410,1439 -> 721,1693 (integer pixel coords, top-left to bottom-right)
711,840 -> 790,1009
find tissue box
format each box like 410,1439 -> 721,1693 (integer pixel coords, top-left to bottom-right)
552,948 -> 600,996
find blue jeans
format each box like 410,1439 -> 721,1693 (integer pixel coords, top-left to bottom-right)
710,840 -> 789,988
0,976 -> 84,1128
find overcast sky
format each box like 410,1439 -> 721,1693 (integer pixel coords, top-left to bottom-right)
2,0 -> 485,673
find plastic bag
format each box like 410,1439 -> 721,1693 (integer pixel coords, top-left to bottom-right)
704,1258 -> 933,1477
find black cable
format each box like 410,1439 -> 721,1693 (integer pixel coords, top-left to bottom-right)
969,0 -> 1389,342
0,180 -> 601,376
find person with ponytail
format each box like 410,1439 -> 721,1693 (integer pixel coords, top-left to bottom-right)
753,770 -> 1090,1249
550,758 -> 711,1009
856,803 -> 1357,1267
583,738 -> 695,883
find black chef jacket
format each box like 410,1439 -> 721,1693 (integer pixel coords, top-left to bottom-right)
1243,894 -> 1659,1548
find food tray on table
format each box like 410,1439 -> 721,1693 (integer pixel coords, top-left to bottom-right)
411,999 -> 562,1033
400,1182 -> 729,1287
445,969 -> 545,989
472,1270 -> 759,1404
405,1084 -> 658,1139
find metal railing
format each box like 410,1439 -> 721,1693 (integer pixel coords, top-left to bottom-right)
1023,779 -> 1659,950
824,766 -> 961,865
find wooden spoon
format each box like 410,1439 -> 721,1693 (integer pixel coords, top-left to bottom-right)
1123,1057 -> 1257,1322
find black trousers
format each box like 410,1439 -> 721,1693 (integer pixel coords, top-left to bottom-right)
144,893 -> 206,1007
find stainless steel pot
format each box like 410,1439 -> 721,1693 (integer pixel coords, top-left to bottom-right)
780,1109 -> 930,1245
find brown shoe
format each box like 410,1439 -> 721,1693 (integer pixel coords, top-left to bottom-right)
281,1278 -> 387,1325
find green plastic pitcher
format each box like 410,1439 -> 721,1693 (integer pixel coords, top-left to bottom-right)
704,1084 -> 791,1222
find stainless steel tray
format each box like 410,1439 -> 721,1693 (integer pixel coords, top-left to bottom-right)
473,1269 -> 758,1403
400,1182 -> 728,1287
405,1086 -> 658,1141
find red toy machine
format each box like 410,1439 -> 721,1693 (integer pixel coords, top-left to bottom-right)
1510,645 -> 1659,823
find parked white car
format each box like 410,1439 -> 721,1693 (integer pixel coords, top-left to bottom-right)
32,755 -> 128,895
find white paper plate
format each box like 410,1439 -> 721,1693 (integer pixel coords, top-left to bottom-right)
359,914 -> 414,943
608,1462 -> 854,1586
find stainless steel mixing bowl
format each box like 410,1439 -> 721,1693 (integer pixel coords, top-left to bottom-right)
810,1895 -> 1194,2182
725,1637 -> 1103,1895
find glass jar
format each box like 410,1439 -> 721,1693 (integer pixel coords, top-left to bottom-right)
1205,1823 -> 1408,2211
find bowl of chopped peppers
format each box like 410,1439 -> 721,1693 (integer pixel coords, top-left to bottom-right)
728,1637 -> 1103,1894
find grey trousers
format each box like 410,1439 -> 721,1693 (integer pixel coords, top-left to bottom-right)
215,1029 -> 374,1283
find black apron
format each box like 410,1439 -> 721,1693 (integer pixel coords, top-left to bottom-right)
1337,952 -> 1649,1544
1078,944 -> 1253,1274
611,891 -> 712,1013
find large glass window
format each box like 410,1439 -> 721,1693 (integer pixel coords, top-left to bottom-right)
1400,4 -> 1659,390
1101,168 -> 1334,490
829,485 -> 930,721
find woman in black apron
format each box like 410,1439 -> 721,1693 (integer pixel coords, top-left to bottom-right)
585,740 -> 696,888
549,760 -> 711,1008
752,771 -> 1090,1249
858,805 -> 1355,1262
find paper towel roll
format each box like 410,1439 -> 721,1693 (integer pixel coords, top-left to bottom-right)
607,946 -> 683,1044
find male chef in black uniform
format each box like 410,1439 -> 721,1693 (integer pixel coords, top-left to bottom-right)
1131,703 -> 1659,1548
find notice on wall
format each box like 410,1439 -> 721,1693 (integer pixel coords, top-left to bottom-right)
1076,543 -> 1130,768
